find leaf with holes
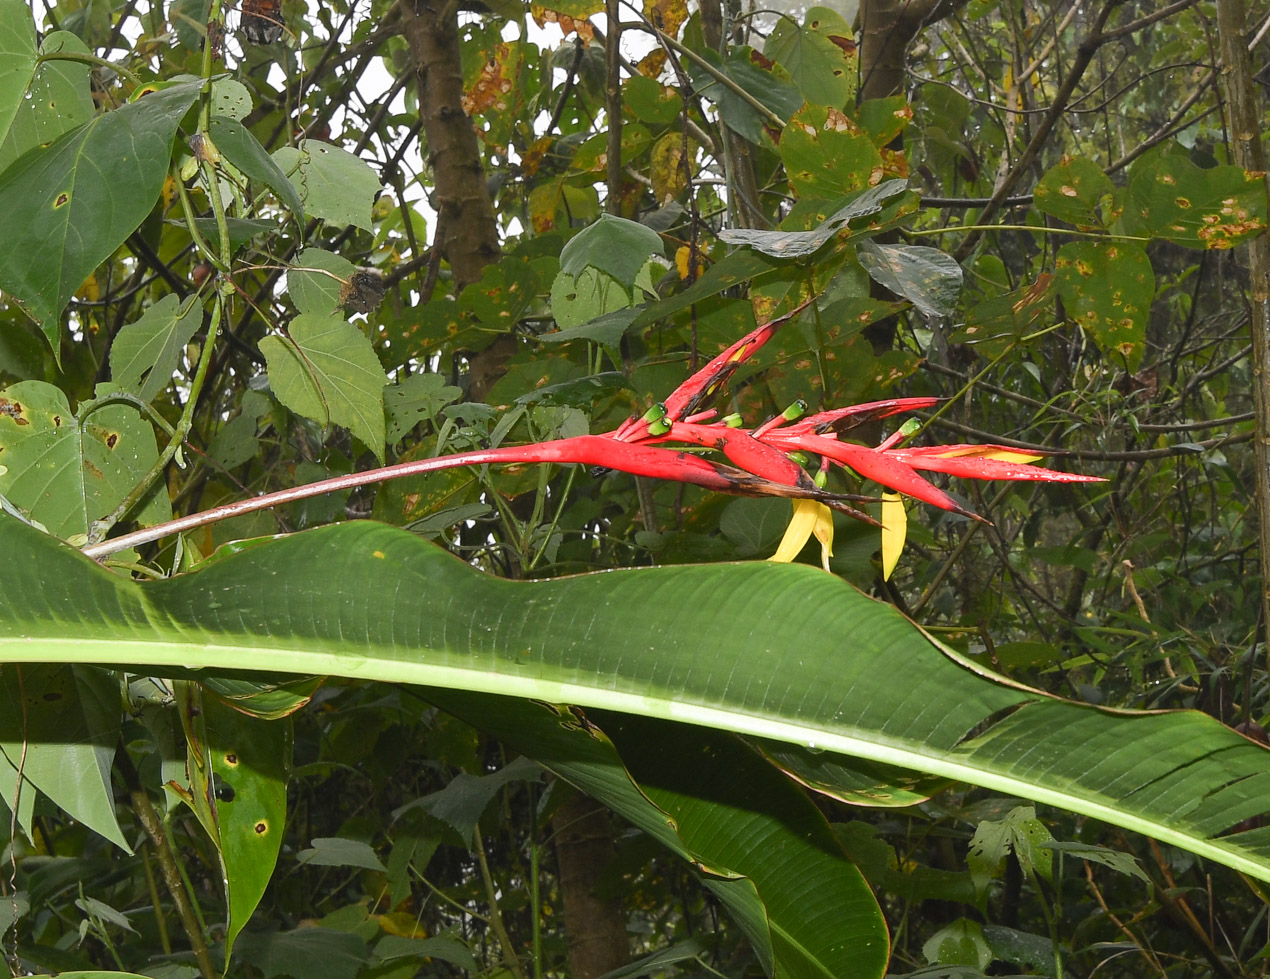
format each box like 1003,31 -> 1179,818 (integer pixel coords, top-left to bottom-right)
110,294 -> 204,403
272,140 -> 382,232
203,692 -> 290,958
0,380 -> 172,536
0,81 -> 200,348
857,240 -> 963,318
259,314 -> 389,460
1054,241 -> 1153,368
765,6 -> 857,109
1033,156 -> 1114,229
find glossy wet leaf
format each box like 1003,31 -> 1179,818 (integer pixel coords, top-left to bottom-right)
719,179 -> 908,258
259,314 -> 389,460
272,140 -> 382,232
0,665 -> 127,850
761,742 -> 948,807
209,115 -> 304,222
857,240 -> 963,318
1033,156 -> 1114,228
4,518 -> 1270,887
109,294 -> 203,402
0,81 -> 200,346
0,379 -> 171,536
1054,240 -> 1153,368
0,30 -> 94,173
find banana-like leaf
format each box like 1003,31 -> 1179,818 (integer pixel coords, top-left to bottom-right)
3,515 -> 1270,895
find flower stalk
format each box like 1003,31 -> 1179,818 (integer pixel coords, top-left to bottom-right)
82,305 -> 1103,563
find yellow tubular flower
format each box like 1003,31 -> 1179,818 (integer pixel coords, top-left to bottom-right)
769,499 -> 835,573
880,492 -> 907,581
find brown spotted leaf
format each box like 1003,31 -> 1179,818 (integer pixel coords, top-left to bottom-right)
1034,156 -> 1114,229
0,81 -> 200,350
1126,154 -> 1267,250
0,379 -> 172,537
1054,241 -> 1153,368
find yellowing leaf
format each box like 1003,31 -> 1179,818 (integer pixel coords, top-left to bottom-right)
651,132 -> 689,204
881,492 -> 906,581
644,0 -> 687,36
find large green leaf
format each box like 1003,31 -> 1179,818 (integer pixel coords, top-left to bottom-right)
765,6 -> 857,109
3,516 -> 1270,889
271,140 -> 382,232
436,692 -> 888,978
0,664 -> 128,850
0,81 -> 201,345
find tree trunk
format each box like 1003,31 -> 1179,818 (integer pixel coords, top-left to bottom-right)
1214,0 -> 1270,653
402,0 -> 500,292
858,0 -> 969,103
553,792 -> 628,979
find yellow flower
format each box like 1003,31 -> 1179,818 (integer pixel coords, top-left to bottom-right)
880,492 -> 907,581
768,499 -> 834,572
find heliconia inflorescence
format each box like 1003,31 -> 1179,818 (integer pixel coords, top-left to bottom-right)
83,299 -> 1105,570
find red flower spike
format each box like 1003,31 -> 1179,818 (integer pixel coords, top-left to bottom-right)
82,307 -> 1103,562
767,433 -> 973,516
889,445 -> 1105,483
661,296 -> 816,422
660,421 -> 816,490
786,397 -> 941,436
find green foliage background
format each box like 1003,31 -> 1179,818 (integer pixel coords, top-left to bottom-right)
0,0 -> 1268,976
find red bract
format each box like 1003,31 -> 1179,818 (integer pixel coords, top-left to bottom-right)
82,302 -> 1104,561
